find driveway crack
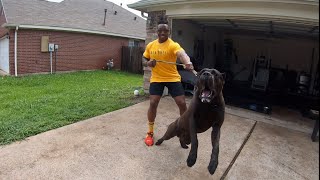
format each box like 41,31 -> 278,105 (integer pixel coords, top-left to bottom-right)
220,121 -> 257,180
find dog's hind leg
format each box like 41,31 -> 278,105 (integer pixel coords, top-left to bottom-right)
155,121 -> 177,146
208,124 -> 221,175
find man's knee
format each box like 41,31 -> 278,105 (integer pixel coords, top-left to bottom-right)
175,96 -> 186,108
149,97 -> 160,109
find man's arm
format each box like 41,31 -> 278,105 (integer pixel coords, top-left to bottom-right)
176,50 -> 193,70
142,56 -> 149,67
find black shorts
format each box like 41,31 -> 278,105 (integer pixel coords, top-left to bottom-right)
149,82 -> 185,97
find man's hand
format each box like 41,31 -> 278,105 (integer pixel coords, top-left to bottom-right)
142,57 -> 156,68
184,62 -> 194,71
147,59 -> 156,67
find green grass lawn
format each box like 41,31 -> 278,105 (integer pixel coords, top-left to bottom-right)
0,70 -> 146,145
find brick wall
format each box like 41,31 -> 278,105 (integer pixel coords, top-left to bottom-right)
8,29 -> 133,75
143,10 -> 168,93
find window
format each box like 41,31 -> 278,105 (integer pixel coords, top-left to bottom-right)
128,40 -> 134,47
129,39 -> 140,47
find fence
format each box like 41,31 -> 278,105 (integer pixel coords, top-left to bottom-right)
121,46 -> 144,74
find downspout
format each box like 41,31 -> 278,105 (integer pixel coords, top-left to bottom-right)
14,26 -> 19,76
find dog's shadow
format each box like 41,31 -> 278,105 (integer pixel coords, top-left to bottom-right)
142,129 -> 218,180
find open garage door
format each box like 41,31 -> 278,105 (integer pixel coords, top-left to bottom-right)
171,18 -> 319,113
0,37 -> 9,74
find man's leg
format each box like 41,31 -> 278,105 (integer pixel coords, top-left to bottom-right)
145,83 -> 164,146
167,82 -> 187,115
173,95 -> 187,115
147,95 -> 161,132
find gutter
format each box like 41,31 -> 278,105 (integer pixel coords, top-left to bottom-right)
14,26 -> 18,76
128,0 -> 319,11
4,24 -> 145,40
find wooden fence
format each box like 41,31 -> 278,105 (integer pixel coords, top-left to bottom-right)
121,46 -> 144,74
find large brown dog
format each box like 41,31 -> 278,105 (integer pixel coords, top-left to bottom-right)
155,68 -> 225,175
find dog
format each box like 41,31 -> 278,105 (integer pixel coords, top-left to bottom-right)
155,68 -> 225,175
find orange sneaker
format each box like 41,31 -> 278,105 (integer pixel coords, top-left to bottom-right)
145,132 -> 154,146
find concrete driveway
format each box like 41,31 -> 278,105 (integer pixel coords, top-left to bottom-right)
0,97 -> 318,180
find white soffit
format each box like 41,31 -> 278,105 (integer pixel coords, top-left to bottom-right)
165,1 -> 318,24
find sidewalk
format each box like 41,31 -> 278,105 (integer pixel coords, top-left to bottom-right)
0,97 -> 318,180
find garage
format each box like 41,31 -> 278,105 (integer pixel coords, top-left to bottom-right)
170,18 -> 319,115
129,0 -> 319,117
0,37 -> 9,74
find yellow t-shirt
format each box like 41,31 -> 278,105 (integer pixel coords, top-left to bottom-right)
143,38 -> 183,83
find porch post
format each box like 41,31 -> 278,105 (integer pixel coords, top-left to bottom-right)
143,11 -> 167,94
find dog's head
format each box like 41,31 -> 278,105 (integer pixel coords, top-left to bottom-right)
195,68 -> 225,103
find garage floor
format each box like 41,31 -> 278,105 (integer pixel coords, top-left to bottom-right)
225,104 -> 316,134
0,97 -> 318,180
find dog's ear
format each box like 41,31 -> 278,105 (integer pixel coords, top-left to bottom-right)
220,73 -> 226,81
198,68 -> 206,75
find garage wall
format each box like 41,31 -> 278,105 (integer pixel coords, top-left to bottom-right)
8,29 -> 136,75
171,21 -> 226,69
225,34 -> 319,78
171,19 -> 202,57
203,27 -> 224,68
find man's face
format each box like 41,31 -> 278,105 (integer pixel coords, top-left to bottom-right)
157,24 -> 169,43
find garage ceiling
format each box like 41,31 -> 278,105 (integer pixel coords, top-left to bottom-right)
189,18 -> 319,38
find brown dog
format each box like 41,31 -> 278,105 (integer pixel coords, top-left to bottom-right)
155,68 -> 225,175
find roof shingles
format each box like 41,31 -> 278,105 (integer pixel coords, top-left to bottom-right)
2,0 -> 146,39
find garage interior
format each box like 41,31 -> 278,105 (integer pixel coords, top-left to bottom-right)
172,18 -> 319,130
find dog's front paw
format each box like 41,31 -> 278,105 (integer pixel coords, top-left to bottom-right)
181,144 -> 189,149
187,154 -> 197,167
208,160 -> 218,175
155,139 -> 163,146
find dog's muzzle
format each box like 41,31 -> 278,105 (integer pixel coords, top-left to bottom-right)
198,71 -> 215,103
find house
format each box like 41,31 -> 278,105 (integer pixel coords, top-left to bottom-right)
0,0 -> 146,76
129,1 -> 319,116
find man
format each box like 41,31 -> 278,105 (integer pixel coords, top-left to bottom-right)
142,20 -> 194,146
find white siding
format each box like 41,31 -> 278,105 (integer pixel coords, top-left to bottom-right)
0,38 -> 9,73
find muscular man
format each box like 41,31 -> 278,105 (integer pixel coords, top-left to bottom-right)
142,20 -> 194,146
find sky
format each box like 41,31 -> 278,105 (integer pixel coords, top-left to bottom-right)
47,0 -> 143,17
